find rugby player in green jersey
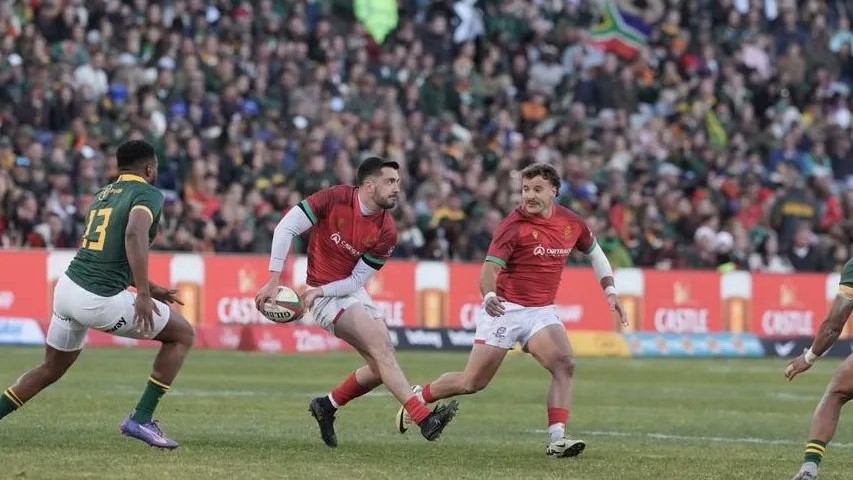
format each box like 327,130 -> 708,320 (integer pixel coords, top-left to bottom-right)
786,258 -> 853,479
0,140 -> 194,449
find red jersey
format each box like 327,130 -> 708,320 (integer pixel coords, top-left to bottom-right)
300,185 -> 398,286
486,205 -> 595,307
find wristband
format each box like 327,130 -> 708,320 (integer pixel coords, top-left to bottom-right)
604,286 -> 618,296
804,348 -> 818,365
483,291 -> 497,302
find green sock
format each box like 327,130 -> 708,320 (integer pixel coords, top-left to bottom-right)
0,388 -> 23,420
804,439 -> 827,465
131,377 -> 170,423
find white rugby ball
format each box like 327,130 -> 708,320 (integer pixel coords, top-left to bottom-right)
260,286 -> 305,324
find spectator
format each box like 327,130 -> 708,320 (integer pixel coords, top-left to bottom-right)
0,0 -> 847,275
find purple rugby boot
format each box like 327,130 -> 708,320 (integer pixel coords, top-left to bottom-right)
120,414 -> 179,449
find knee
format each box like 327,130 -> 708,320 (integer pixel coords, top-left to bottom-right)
172,316 -> 195,348
828,386 -> 853,404
548,355 -> 576,378
183,324 -> 196,348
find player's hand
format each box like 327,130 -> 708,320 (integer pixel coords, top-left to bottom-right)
785,353 -> 813,381
608,293 -> 628,329
303,287 -> 323,310
133,292 -> 160,335
150,284 -> 183,305
484,295 -> 506,317
255,279 -> 280,311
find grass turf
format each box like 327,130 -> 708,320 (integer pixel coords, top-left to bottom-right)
2,347 -> 852,479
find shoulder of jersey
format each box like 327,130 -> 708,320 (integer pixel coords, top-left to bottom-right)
555,204 -> 582,221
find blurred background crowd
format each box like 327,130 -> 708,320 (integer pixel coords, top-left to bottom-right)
0,0 -> 852,274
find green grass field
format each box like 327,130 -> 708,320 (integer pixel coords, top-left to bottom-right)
2,347 -> 853,480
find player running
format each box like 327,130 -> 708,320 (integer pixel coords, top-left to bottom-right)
0,140 -> 195,449
255,156 -> 458,448
784,258 -> 853,480
396,162 -> 626,457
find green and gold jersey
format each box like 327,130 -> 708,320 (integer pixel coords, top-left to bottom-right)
841,258 -> 853,298
65,174 -> 163,296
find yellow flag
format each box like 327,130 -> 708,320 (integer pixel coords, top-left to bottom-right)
705,109 -> 728,149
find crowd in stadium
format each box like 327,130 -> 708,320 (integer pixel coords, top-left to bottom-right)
0,0 -> 851,273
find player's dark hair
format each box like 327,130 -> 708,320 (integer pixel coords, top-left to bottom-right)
116,140 -> 155,170
357,156 -> 399,185
521,162 -> 561,190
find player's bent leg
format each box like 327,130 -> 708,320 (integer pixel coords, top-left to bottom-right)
526,324 -> 585,458
790,293 -> 853,479
791,354 -> 853,480
0,345 -> 82,421
308,363 -> 382,448
397,342 -> 507,434
335,304 -> 459,442
120,306 -> 193,450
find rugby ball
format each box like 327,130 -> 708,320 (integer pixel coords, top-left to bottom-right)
261,286 -> 305,324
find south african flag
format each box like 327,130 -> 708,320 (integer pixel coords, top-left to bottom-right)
588,0 -> 652,60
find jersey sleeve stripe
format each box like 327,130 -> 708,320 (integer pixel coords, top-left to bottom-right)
298,200 -> 318,225
130,204 -> 154,221
362,253 -> 385,270
840,284 -> 853,299
581,239 -> 598,255
485,255 -> 507,268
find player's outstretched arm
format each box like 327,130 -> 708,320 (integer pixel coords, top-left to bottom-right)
256,206 -> 314,310
786,291 -> 853,381
126,207 -> 159,334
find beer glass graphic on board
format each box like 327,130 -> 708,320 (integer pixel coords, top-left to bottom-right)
415,262 -> 449,328
170,254 -> 204,326
721,270 -> 751,333
614,268 -> 643,332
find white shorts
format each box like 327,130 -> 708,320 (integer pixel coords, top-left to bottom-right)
474,302 -> 563,350
46,274 -> 170,352
311,287 -> 382,334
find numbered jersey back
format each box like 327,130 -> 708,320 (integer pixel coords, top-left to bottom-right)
65,174 -> 163,297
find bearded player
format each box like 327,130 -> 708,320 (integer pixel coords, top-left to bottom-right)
255,156 -> 458,448
784,258 -> 853,480
396,162 -> 626,457
0,140 -> 195,449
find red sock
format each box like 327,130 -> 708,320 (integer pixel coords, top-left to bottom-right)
422,383 -> 436,404
404,396 -> 432,425
330,372 -> 372,408
548,407 -> 569,427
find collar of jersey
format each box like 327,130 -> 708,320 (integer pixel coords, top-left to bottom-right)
117,174 -> 148,184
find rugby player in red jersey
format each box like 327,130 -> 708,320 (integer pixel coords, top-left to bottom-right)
396,162 -> 626,457
255,157 -> 458,448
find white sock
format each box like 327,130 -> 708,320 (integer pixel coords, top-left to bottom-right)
548,423 -> 565,443
327,393 -> 340,409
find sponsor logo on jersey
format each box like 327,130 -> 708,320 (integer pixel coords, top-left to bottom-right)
330,232 -> 363,257
533,244 -> 572,257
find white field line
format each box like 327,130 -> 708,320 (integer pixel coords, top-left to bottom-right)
529,429 -> 853,448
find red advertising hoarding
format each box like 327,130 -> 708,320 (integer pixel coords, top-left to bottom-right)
642,271 -> 722,333
751,273 -> 828,337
